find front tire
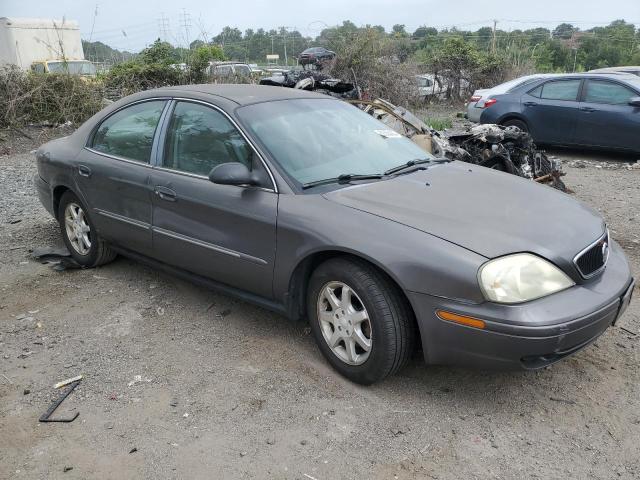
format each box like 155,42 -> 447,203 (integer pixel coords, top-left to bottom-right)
307,257 -> 416,385
58,191 -> 117,267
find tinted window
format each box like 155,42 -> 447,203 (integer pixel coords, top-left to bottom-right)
163,102 -> 252,176
584,80 -> 635,105
539,80 -> 581,101
92,101 -> 166,163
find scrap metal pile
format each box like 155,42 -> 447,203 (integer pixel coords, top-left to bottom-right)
350,99 -> 567,191
260,70 -> 360,99
260,70 -> 566,191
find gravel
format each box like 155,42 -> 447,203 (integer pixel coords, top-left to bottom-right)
0,132 -> 638,479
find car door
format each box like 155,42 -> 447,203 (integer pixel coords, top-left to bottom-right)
77,99 -> 168,253
574,79 -> 640,150
150,100 -> 278,299
522,79 -> 582,145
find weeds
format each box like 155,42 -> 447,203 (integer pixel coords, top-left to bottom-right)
0,66 -> 104,127
424,117 -> 453,130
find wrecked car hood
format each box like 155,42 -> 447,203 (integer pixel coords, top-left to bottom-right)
322,161 -> 604,263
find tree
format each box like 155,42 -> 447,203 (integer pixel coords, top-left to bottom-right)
140,39 -> 176,65
187,45 -> 226,81
553,23 -> 576,40
392,24 -> 408,38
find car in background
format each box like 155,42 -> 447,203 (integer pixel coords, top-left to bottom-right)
208,62 -> 252,78
416,74 -> 445,100
466,74 -> 557,122
31,59 -> 97,77
589,66 -> 640,77
262,66 -> 290,76
298,47 -> 336,67
248,64 -> 264,75
479,73 -> 640,152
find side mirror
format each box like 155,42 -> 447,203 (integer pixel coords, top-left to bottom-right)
629,97 -> 640,107
209,162 -> 257,186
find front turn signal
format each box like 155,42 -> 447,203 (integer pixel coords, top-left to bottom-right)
436,310 -> 486,330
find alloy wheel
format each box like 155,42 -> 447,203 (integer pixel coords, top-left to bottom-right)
317,281 -> 372,365
64,202 -> 92,255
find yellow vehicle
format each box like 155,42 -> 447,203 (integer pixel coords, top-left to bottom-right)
30,59 -> 97,77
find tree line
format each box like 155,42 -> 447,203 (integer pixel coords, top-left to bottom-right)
84,19 -> 639,73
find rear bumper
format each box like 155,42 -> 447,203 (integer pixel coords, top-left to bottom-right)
34,174 -> 55,217
409,241 -> 634,369
466,104 -> 482,123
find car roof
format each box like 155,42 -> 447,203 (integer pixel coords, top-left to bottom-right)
589,66 -> 640,73
153,84 -> 332,106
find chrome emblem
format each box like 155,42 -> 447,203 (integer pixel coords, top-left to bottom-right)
601,241 -> 609,263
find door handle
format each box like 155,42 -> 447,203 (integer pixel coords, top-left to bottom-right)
154,186 -> 177,202
78,165 -> 92,177
580,106 -> 596,113
523,101 -> 538,107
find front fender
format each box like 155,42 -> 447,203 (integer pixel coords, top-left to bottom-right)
273,194 -> 487,305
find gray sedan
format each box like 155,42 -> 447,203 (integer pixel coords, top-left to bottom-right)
35,85 -> 634,384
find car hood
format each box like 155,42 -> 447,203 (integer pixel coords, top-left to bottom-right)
322,162 -> 605,264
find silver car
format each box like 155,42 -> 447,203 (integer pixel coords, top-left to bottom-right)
34,85 -> 634,384
589,66 -> 640,77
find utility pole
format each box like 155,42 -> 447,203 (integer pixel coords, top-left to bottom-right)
281,27 -> 288,66
157,13 -> 170,42
180,9 -> 192,48
491,19 -> 497,54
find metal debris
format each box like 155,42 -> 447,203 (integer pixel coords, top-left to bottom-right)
39,379 -> 81,423
260,69 -> 360,99
350,98 -> 567,191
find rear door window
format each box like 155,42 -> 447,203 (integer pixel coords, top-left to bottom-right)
584,80 -> 636,105
91,100 -> 166,163
539,80 -> 581,101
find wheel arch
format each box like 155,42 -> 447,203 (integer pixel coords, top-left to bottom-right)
52,184 -> 72,219
498,114 -> 530,129
285,249 -> 423,350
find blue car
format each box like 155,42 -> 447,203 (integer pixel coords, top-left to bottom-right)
479,73 -> 640,152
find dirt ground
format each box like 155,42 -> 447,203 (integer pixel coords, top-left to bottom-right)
1,127 -> 639,480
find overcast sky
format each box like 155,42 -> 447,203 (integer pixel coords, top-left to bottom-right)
3,0 -> 639,51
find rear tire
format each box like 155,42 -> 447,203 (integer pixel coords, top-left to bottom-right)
307,257 -> 416,385
58,191 -> 117,268
501,118 -> 528,132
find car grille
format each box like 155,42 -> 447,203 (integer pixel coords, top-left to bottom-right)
574,231 -> 609,278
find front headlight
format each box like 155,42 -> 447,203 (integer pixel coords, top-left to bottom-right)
479,253 -> 575,304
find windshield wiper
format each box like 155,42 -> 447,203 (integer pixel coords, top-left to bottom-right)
301,173 -> 384,190
384,158 -> 449,176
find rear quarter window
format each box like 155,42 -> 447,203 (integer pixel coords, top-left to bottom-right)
90,100 -> 166,163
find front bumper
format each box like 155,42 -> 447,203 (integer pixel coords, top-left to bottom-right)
409,241 -> 634,369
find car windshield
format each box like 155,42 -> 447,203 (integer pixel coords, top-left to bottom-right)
47,61 -> 96,75
237,98 -> 434,186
